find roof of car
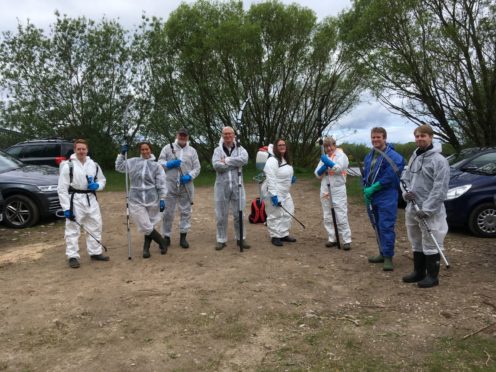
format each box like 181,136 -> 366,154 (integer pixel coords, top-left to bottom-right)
12,138 -> 73,145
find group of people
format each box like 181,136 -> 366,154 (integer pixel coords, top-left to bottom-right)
57,124 -> 450,288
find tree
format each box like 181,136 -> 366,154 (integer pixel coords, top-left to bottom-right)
142,0 -> 364,164
340,0 -> 496,149
0,13 -> 140,166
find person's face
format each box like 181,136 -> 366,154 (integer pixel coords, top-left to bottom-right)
74,143 -> 88,161
371,132 -> 386,150
276,140 -> 287,154
222,129 -> 235,146
325,144 -> 336,155
415,131 -> 433,149
140,144 -> 151,159
177,133 -> 188,146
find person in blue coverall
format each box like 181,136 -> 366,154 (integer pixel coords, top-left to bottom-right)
363,127 -> 405,271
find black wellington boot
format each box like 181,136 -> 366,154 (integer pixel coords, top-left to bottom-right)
402,252 -> 426,283
418,253 -> 440,288
150,229 -> 168,255
180,233 -> 189,249
143,235 -> 152,258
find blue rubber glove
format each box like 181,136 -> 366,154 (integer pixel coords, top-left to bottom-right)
180,173 -> 192,185
316,164 -> 328,176
320,154 -> 336,168
165,159 -> 182,169
271,195 -> 279,207
159,200 -> 165,212
64,209 -> 75,220
88,182 -> 99,191
120,144 -> 128,155
363,182 -> 382,203
291,175 -> 296,184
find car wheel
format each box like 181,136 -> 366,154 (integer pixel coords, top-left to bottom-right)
3,195 -> 40,228
468,202 -> 496,237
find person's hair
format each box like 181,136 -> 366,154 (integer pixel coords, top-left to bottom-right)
73,139 -> 88,148
138,141 -> 152,152
371,127 -> 387,139
323,136 -> 336,147
273,138 -> 291,165
414,124 -> 434,137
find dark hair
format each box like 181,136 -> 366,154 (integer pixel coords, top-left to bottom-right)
371,127 -> 387,139
273,139 -> 291,165
138,141 -> 152,152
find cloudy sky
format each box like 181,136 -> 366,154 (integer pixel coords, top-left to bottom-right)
0,0 -> 417,144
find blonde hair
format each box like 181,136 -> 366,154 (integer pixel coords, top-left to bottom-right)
323,136 -> 336,147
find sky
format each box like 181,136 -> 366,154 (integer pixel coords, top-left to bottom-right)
0,0 -> 418,144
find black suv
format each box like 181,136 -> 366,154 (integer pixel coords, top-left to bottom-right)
0,150 -> 61,228
5,138 -> 73,167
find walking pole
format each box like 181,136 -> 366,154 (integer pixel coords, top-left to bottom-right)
235,97 -> 250,252
169,139 -> 193,205
56,210 -> 108,251
277,202 -> 306,229
319,137 -> 341,249
400,180 -> 450,269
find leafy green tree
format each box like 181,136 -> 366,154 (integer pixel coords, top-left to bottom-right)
0,13 -> 140,166
340,0 -> 496,150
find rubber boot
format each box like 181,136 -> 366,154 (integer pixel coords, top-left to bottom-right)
402,252 -> 426,283
180,233 -> 189,249
143,235 -> 152,259
383,256 -> 394,271
418,253 -> 440,288
163,235 -> 170,248
149,229 -> 168,255
272,237 -> 283,247
368,254 -> 384,263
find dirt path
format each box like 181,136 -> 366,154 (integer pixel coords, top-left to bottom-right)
0,180 -> 495,371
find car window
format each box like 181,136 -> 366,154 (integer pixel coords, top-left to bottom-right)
22,144 -> 58,157
448,148 -> 482,166
5,146 -> 22,157
0,151 -> 22,172
62,143 -> 73,158
464,152 -> 496,169
478,162 -> 496,176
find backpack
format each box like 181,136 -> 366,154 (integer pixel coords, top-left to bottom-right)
248,197 -> 267,224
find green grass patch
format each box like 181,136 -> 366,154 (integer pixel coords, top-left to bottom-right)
424,335 -> 496,371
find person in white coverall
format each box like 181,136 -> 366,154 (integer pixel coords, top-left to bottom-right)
57,139 -> 108,268
116,141 -> 168,259
212,126 -> 250,250
263,139 -> 297,247
158,128 -> 201,249
401,124 -> 450,288
314,136 -> 352,250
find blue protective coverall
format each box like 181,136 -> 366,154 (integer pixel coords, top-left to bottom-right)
362,144 -> 405,257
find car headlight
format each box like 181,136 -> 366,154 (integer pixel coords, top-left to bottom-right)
446,184 -> 472,200
37,185 -> 58,192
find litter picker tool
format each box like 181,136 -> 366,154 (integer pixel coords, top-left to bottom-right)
277,202 -> 305,229
56,210 -> 108,252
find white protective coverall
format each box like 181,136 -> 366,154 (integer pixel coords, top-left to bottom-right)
212,139 -> 249,243
158,141 -> 201,236
262,155 -> 294,238
58,154 -> 106,259
314,148 -> 352,244
401,146 -> 450,255
115,154 -> 167,235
